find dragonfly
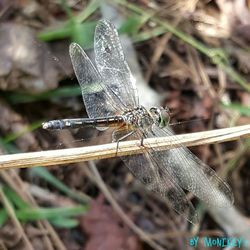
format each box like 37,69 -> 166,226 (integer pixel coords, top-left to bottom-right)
43,19 -> 234,224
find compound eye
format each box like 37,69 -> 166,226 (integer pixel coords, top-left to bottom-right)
149,107 -> 156,113
149,107 -> 159,115
154,107 -> 169,128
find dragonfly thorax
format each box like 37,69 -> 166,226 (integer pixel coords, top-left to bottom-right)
122,106 -> 154,130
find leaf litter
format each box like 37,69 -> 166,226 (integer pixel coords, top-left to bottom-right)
0,0 -> 249,249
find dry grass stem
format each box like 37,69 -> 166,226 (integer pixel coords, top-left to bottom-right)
0,187 -> 34,250
0,124 -> 249,170
88,161 -> 165,250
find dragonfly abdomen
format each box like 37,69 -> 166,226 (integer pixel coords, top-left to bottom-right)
42,116 -> 125,130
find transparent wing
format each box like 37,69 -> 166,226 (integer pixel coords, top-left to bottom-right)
94,19 -> 139,110
69,43 -> 119,118
113,124 -> 234,223
150,125 -> 234,208
113,128 -> 199,224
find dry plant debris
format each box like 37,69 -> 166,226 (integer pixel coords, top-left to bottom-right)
0,0 -> 249,249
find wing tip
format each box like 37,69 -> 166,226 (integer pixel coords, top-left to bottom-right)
69,42 -> 81,53
69,42 -> 88,61
98,19 -> 112,26
96,19 -> 116,33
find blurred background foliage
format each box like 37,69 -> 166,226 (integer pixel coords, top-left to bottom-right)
0,0 -> 249,249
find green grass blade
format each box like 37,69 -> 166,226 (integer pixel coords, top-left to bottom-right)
50,217 -> 79,228
3,86 -> 81,104
0,138 -> 19,154
71,21 -> 96,48
112,0 -> 250,92
222,103 -> 250,116
132,26 -> 167,42
3,121 -> 42,144
16,205 -> 87,220
30,167 -> 90,203
37,26 -> 72,41
3,186 -> 30,210
0,209 -> 8,227
75,0 -> 100,23
38,0 -> 99,43
119,14 -> 149,35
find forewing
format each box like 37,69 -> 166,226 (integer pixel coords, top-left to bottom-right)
94,19 -> 139,110
113,129 -> 199,224
69,43 -> 119,118
151,125 -> 234,207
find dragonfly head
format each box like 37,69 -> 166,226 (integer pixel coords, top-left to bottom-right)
149,107 -> 170,128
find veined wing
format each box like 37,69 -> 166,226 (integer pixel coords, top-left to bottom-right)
113,124 -> 233,223
94,19 -> 139,110
69,43 -> 119,119
113,128 -> 199,224
150,125 -> 234,208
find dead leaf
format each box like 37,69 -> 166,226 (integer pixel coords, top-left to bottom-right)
217,0 -> 250,41
0,23 -> 59,93
81,195 -> 142,250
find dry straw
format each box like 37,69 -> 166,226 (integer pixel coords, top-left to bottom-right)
0,124 -> 249,170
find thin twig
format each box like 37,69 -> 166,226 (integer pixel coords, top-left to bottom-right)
0,170 -> 66,250
111,0 -> 250,92
0,187 -> 34,250
88,161 -> 165,250
0,125 -> 249,170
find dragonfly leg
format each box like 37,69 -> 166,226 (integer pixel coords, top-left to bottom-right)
140,137 -> 144,146
150,128 -> 157,136
112,129 -> 135,156
140,130 -> 150,146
